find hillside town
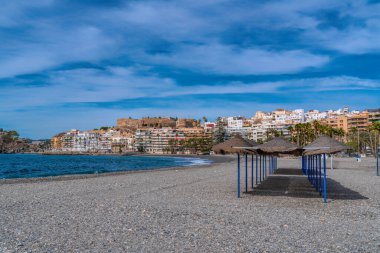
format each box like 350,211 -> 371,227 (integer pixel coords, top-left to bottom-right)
49,107 -> 380,155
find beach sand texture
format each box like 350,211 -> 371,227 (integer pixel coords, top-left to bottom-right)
0,156 -> 379,252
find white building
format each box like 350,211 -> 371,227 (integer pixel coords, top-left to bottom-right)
227,117 -> 243,129
250,123 -> 291,142
204,122 -> 216,132
290,109 -> 305,122
305,110 -> 328,122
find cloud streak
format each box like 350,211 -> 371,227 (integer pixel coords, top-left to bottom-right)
1,64 -> 379,112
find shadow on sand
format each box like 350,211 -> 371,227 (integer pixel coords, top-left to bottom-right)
245,167 -> 367,200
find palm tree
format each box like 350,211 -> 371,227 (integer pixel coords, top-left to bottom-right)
335,128 -> 345,142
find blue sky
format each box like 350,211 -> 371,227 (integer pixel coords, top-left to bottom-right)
1,0 -> 380,139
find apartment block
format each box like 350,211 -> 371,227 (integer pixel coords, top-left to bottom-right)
134,128 -> 186,154
250,123 -> 291,142
367,108 -> 380,123
320,112 -> 370,133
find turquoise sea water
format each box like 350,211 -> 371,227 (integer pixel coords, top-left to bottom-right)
0,154 -> 212,179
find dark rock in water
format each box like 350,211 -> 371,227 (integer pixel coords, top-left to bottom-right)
0,138 -> 48,154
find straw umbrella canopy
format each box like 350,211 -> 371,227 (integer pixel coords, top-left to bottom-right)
256,137 -> 301,155
246,139 -> 258,147
303,135 -> 350,155
212,135 -> 256,154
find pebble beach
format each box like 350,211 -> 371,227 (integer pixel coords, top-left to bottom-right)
0,156 -> 379,252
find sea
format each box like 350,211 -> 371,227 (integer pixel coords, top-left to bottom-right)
0,154 -> 212,179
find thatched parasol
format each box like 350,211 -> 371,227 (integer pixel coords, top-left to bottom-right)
256,137 -> 301,155
246,139 -> 258,147
303,135 -> 350,155
212,135 -> 256,154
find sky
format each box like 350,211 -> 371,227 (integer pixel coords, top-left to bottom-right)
1,0 -> 380,139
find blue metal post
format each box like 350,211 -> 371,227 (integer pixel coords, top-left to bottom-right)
251,154 -> 254,189
377,145 -> 379,176
311,155 -> 313,183
307,156 -> 310,181
304,156 -> 306,173
302,156 -> 306,174
312,155 -> 314,185
311,156 -> 313,183
275,157 -> 277,170
256,154 -> 258,184
302,156 -> 305,173
312,155 -> 314,184
237,153 -> 241,198
323,153 -> 327,203
262,155 -> 264,180
319,155 -> 322,194
313,155 -> 316,186
259,155 -> 262,182
264,155 -> 266,179
314,155 -> 316,186
310,155 -> 313,184
305,156 -> 307,174
315,155 -> 319,191
316,155 -> 319,192
271,156 -> 274,174
245,153 -> 248,193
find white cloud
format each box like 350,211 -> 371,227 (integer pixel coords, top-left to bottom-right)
141,44 -> 329,75
255,0 -> 380,54
0,25 -> 118,78
1,63 -> 378,113
7,0 -> 380,79
0,0 -> 54,27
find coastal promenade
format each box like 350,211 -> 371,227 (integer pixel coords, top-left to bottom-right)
0,157 -> 379,252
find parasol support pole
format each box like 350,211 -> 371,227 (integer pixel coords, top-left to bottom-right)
276,157 -> 278,171
307,156 -> 310,181
259,155 -> 262,183
237,153 -> 240,198
316,155 -> 319,192
376,145 -> 379,177
311,155 -> 315,186
319,155 -> 322,195
263,155 -> 266,180
311,155 -> 314,186
323,153 -> 327,203
245,153 -> 248,193
251,154 -> 254,189
264,155 -> 266,179
256,154 -> 258,185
